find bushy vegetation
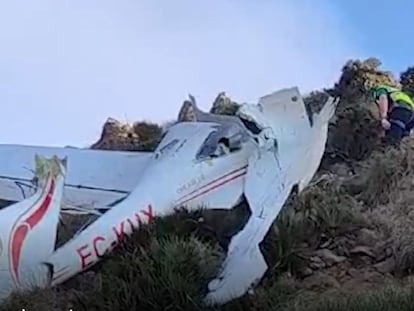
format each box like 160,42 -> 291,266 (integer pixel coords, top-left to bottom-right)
4,58 -> 414,310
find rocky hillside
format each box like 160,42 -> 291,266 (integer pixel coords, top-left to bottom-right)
3,58 -> 414,311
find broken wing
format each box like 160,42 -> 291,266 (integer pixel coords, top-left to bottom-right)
0,144 -> 152,210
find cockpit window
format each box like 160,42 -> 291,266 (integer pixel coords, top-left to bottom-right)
196,127 -> 222,160
196,124 -> 246,160
159,139 -> 179,153
154,138 -> 180,159
240,117 -> 262,135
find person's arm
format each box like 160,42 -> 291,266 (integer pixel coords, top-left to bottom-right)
377,94 -> 389,119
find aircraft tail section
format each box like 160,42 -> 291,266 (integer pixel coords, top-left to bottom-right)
0,155 -> 67,300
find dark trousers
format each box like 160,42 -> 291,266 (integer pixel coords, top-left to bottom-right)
384,105 -> 414,145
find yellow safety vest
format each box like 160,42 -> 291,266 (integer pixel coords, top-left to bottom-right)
376,84 -> 414,110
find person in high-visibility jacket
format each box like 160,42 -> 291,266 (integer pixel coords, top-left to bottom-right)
370,84 -> 414,144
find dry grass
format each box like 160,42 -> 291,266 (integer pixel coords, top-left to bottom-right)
3,157 -> 412,310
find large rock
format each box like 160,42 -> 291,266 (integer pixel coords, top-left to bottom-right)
91,118 -> 141,151
209,92 -> 240,116
91,118 -> 162,152
177,98 -> 197,122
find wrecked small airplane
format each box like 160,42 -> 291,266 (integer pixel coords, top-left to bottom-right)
0,87 -> 338,306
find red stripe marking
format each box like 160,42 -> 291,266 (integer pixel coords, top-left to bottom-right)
52,267 -> 69,282
177,170 -> 246,206
9,175 -> 56,285
55,266 -> 68,274
177,166 -> 247,202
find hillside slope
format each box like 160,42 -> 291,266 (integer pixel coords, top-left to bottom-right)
3,58 -> 414,311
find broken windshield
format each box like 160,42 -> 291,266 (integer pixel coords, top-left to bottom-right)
196,124 -> 247,160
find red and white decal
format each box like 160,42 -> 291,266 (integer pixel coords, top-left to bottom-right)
8,174 -> 56,286
176,166 -> 247,206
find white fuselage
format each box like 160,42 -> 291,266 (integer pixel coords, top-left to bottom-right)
0,86 -> 337,306
47,122 -> 254,284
